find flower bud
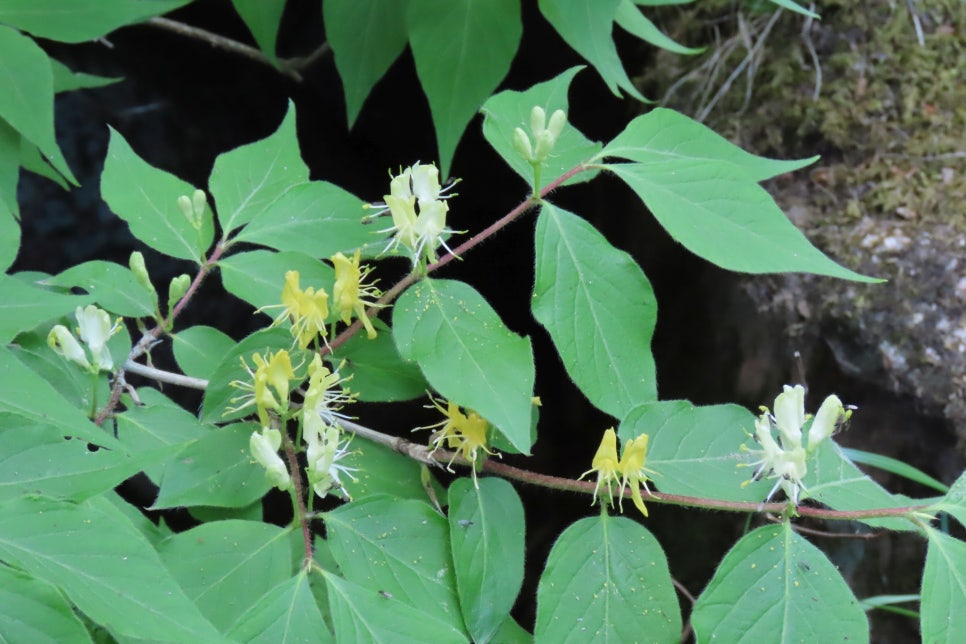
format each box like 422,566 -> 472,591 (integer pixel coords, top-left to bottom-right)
530,105 -> 547,138
177,195 -> 194,222
547,109 -> 567,140
129,251 -> 157,297
167,274 -> 191,314
48,325 -> 91,371
534,130 -> 556,163
513,127 -> 534,162
191,189 -> 207,218
809,395 -> 846,449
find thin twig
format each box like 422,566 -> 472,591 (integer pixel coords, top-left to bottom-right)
124,360 -> 208,390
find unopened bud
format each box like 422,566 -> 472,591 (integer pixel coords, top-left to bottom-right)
534,130 -> 555,162
177,195 -> 193,221
191,189 -> 207,218
167,274 -> 191,314
547,109 -> 567,140
128,251 -> 157,298
513,127 -> 534,162
530,106 -> 547,138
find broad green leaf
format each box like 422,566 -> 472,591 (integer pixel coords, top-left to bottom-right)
0,207 -> 15,272
333,319 -> 428,402
921,527 -> 966,643
233,181 -> 375,257
50,58 -> 121,92
0,26 -> 75,185
0,564 -> 92,643
324,0 -> 408,128
9,330 -> 107,414
393,279 -> 535,454
44,260 -> 157,317
0,273 -> 91,345
340,436 -> 431,503
614,1 -> 703,55
533,204 -> 656,417
0,496 -> 223,642
926,470 -> 966,530
201,327 -> 306,423
171,324 -> 235,381
604,162 -> 877,281
481,66 -> 601,189
0,0 -> 191,43
231,0 -> 285,63
449,478 -> 525,643
407,0 -> 522,177
0,118 -> 19,218
101,128 -> 213,262
19,136 -> 69,189
209,101 -> 309,235
228,571 -> 333,643
600,108 -> 815,182
325,497 -> 465,635
0,346 -> 119,449
219,249 -> 334,314
535,514 -> 680,641
491,616 -> 533,643
158,520 -> 293,631
619,400 -> 772,503
115,401 -> 213,483
322,571 -> 467,643
152,422 -> 271,509
537,0 -> 645,101
101,489 -> 168,546
0,416 -> 157,503
843,447 -> 949,494
189,501 -> 262,524
691,523 -> 868,642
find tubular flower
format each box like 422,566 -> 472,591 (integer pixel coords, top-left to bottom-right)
579,428 -> 622,507
301,355 -> 355,443
618,434 -> 654,518
741,385 -> 852,505
47,305 -> 121,373
367,163 -> 459,266
420,397 -> 497,477
228,349 -> 296,426
264,271 -> 330,349
331,249 -> 382,339
249,427 -> 291,491
305,424 -> 357,500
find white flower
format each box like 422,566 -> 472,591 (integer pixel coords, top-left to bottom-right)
47,325 -> 91,371
75,305 -> 120,371
772,384 -> 806,449
250,427 -> 291,491
305,424 -> 357,500
809,395 -> 849,448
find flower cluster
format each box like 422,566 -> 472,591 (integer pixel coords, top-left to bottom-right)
420,397 -> 497,485
581,428 -> 654,518
513,106 -> 567,166
302,356 -> 357,499
47,305 -> 122,374
332,250 -> 382,340
367,163 -> 459,267
741,384 -> 851,505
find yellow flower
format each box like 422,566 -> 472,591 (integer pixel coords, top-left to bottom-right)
420,397 -> 496,476
331,250 -> 382,339
302,355 -> 355,442
228,349 -> 295,426
618,434 -> 653,518
266,271 -> 330,349
579,428 -> 622,507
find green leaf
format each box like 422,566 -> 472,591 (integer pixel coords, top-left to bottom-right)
604,162 -> 878,281
619,400 -> 774,503
0,275 -> 91,345
481,66 -> 602,189
333,319 -> 428,402
101,127 -> 213,262
926,470 -> 966,530
157,520 -> 293,631
406,0 -> 522,177
0,26 -> 76,185
767,0 -> 819,19
393,279 -> 535,454
324,0 -> 408,128
227,571 -> 334,643
0,564 -> 92,643
921,527 -> 966,643
171,325 -> 236,381
209,101 -> 309,235
537,0 -> 645,101
0,206 -> 18,273
324,497 -> 465,635
231,0 -> 285,63
19,136 -> 69,189
600,108 -> 815,182
691,523 -> 868,642
115,401 -> 214,483
449,478 -> 525,643
491,616 -> 533,643
533,203 -> 656,417
219,249 -> 334,314
0,496 -> 223,642
322,571 -> 467,643
0,346 -> 119,449
200,327 -> 305,423
0,0 -> 191,43
614,1 -> 702,55
8,331 -> 105,414
340,436 -> 431,503
233,181 -> 375,257
44,260 -> 157,317
50,58 -> 121,92
152,422 -> 272,509
535,514 -> 680,641
843,447 -> 949,494
0,118 -> 20,218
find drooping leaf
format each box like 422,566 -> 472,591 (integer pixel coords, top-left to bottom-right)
0,0 -> 191,43
691,523 -> 868,642
533,203 -> 656,418
393,279 -> 535,454
537,0 -> 645,101
0,26 -> 75,184
209,101 -> 309,235
44,260 -> 157,317
614,1 -> 703,55
228,571 -> 334,643
219,249 -> 334,314
233,181 -> 375,257
49,58 -> 121,92
324,0 -> 408,128
0,563 -> 93,643
324,496 -> 465,635
406,0 -> 522,177
604,162 -> 877,281
19,136 -> 69,189
171,325 -> 236,381
449,478 -> 525,643
157,520 -> 293,631
332,319 -> 428,402
921,527 -> 966,643
101,127 -> 213,262
0,274 -> 90,345
231,0 -> 285,63
535,514 -> 680,641
339,436 -> 431,503
481,66 -> 601,190
0,495 -> 223,642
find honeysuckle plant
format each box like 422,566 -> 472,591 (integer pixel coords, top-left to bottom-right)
1,3 -> 963,642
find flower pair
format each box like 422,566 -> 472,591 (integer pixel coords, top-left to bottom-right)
47,305 -> 122,373
581,428 -> 654,518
